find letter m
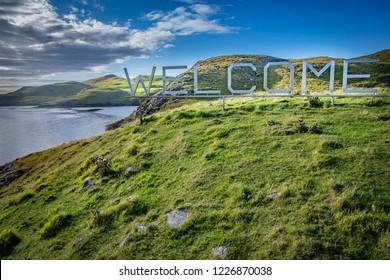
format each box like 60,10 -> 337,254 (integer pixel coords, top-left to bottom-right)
302,60 -> 335,94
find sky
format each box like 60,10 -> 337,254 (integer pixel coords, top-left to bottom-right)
0,0 -> 389,93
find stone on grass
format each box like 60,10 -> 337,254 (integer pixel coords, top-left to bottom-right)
125,167 -> 137,177
211,246 -> 227,259
268,192 -> 281,199
83,179 -> 93,191
136,225 -> 148,233
167,209 -> 188,228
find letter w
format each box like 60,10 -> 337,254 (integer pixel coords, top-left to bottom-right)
124,67 -> 156,96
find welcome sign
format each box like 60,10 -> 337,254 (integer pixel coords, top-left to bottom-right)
124,58 -> 380,96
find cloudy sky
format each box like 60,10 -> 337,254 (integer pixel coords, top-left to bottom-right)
0,0 -> 389,93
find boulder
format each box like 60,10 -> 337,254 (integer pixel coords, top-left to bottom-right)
268,192 -> 281,199
211,246 -> 227,259
167,209 -> 188,228
83,179 -> 93,191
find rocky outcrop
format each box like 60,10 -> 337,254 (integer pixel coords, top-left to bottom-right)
106,94 -> 175,130
0,163 -> 30,189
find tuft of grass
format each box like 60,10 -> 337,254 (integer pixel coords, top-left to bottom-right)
0,229 -> 21,257
39,214 -> 72,239
8,191 -> 34,206
307,97 -> 323,108
90,197 -> 147,228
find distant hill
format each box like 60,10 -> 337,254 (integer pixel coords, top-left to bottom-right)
353,49 -> 390,63
0,74 -> 162,107
0,82 -> 91,106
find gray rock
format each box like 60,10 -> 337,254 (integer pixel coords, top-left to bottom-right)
268,192 -> 281,199
211,246 -> 227,259
111,199 -> 120,205
125,167 -> 137,176
136,225 -> 148,233
167,209 -> 188,228
83,179 -> 93,191
0,163 -> 30,189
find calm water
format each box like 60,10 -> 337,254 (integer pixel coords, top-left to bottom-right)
0,106 -> 137,165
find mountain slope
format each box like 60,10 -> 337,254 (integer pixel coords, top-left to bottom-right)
354,49 -> 390,63
0,74 -> 167,107
0,75 -> 139,106
0,82 -> 91,106
0,97 -> 389,259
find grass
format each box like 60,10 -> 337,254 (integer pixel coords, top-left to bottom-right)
0,96 -> 389,259
0,229 -> 21,257
39,213 -> 72,239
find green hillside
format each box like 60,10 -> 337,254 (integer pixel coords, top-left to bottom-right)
0,74 -> 164,107
0,82 -> 90,106
1,96 -> 389,259
354,49 -> 390,63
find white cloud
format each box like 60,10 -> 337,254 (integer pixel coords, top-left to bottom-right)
173,0 -> 203,4
147,5 -> 234,36
0,66 -> 15,71
88,65 -> 108,73
76,0 -> 104,12
144,11 -> 165,21
163,44 -> 175,48
190,4 -> 220,15
0,0 -> 236,84
64,14 -> 77,21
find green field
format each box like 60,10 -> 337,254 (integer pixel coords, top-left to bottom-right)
1,96 -> 389,259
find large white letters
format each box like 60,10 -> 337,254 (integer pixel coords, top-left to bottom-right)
124,67 -> 156,96
264,62 -> 294,94
227,63 -> 256,94
194,64 -> 221,95
163,66 -> 188,95
302,61 -> 335,94
124,58 -> 379,96
342,59 -> 379,93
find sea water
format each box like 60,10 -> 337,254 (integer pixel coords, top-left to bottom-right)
0,106 -> 137,165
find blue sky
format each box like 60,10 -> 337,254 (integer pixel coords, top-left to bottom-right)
0,0 -> 389,93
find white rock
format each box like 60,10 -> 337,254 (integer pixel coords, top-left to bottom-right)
167,209 -> 188,228
211,246 -> 227,259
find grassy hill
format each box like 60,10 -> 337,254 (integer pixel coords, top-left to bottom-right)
0,75 -> 164,107
0,96 -> 389,259
170,50 -> 390,94
0,82 -> 90,106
